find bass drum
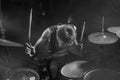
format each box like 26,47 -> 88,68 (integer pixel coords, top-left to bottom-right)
6,68 -> 40,80
84,68 -> 120,80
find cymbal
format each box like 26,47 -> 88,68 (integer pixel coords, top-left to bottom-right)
0,39 -> 24,47
107,27 -> 120,38
107,27 -> 120,34
61,61 -> 95,78
88,32 -> 118,44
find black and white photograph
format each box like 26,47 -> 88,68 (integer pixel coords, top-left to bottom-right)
1,0 -> 120,80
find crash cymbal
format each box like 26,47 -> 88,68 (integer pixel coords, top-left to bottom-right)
0,39 -> 24,47
88,32 -> 118,44
107,27 -> 120,34
61,61 -> 95,79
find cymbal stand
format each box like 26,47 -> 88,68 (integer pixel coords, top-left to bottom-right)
3,46 -> 10,63
0,11 -> 10,62
98,16 -> 105,66
98,45 -> 105,67
101,16 -> 105,33
0,11 -> 5,39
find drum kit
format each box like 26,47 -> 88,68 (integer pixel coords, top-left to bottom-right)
0,8 -> 120,80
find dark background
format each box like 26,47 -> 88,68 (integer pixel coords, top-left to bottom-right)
1,0 -> 120,75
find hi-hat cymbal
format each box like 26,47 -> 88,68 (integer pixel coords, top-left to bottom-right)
0,39 -> 24,47
88,32 -> 118,44
61,61 -> 95,79
107,27 -> 120,34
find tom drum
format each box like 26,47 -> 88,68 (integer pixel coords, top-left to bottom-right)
84,68 -> 120,80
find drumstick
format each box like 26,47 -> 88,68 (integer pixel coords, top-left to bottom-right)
80,21 -> 86,43
80,21 -> 86,52
28,8 -> 33,45
67,16 -> 72,23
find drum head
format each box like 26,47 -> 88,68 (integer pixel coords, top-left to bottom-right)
6,68 -> 40,80
60,61 -> 95,79
84,69 -> 119,80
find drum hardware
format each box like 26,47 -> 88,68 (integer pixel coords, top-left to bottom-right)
60,61 -> 96,79
0,9 -> 5,39
0,12 -> 23,63
0,11 -> 23,47
88,16 -> 118,45
88,32 -> 118,45
88,16 -> 118,66
0,59 -> 11,80
22,57 -> 51,80
88,32 -> 118,65
0,39 -> 24,47
107,27 -> 120,38
6,68 -> 40,80
0,18 -> 22,48
107,27 -> 120,34
83,68 -> 119,80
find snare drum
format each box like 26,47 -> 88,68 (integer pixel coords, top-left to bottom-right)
6,68 -> 40,80
84,68 -> 119,80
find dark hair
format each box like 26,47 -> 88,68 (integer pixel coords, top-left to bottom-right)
57,25 -> 76,44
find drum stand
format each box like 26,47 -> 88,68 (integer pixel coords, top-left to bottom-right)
97,45 -> 105,67
0,26 -> 10,63
3,46 -> 10,63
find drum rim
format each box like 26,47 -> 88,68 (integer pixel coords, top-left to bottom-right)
83,68 -> 118,80
60,60 -> 89,79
